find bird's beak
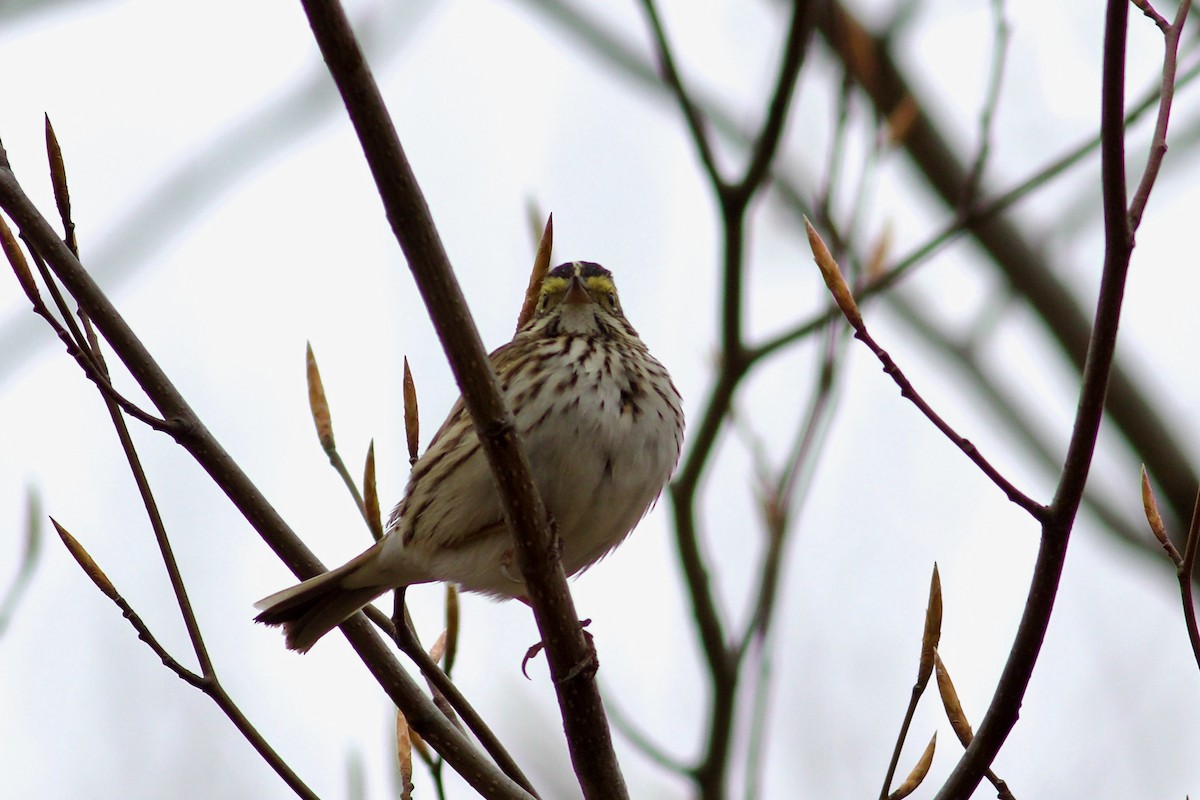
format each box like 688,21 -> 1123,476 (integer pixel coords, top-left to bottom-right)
562,274 -> 593,306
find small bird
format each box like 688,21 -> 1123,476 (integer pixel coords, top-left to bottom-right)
255,261 -> 684,652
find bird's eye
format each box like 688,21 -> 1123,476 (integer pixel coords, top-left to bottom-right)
607,293 -> 617,308
539,295 -> 549,311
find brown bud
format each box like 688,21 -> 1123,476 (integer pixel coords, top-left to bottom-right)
934,652 -> 974,749
364,441 -> 382,540
0,215 -> 39,304
403,357 -> 419,466
888,732 -> 935,800
805,217 -> 863,331
53,518 -> 118,601
917,564 -> 943,689
516,213 -> 553,331
305,343 -> 335,452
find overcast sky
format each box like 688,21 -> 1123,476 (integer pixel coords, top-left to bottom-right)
2,1 -> 1200,798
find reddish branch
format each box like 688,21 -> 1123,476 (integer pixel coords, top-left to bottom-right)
816,1 -> 1200,537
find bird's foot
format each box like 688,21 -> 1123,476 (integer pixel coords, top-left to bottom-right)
521,618 -> 595,682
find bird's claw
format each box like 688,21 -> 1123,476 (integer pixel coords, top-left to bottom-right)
521,618 -> 595,682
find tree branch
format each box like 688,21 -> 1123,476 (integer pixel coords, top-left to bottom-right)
1128,0 -> 1191,229
646,2 -> 814,795
294,2 -> 624,796
0,143 -> 534,800
933,1 -> 1135,793
816,0 -> 1200,535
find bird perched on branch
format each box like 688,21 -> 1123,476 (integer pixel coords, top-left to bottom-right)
255,261 -> 684,652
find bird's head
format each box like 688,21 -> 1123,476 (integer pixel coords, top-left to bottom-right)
530,261 -> 628,336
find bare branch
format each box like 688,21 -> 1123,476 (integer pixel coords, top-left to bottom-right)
960,0 -> 1011,212
1128,0 -> 1192,229
52,518 -> 319,799
635,0 -> 723,187
933,1 -> 1137,794
816,0 -> 1200,533
0,144 -> 535,800
295,2 -> 619,795
806,220 -> 1047,520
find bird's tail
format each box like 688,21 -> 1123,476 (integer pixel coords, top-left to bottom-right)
254,549 -> 388,653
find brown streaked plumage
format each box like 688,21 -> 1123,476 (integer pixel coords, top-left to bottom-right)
255,261 -> 684,652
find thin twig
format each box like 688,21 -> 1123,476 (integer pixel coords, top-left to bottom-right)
636,0 -> 722,186
806,221 -> 1047,521
852,319 -> 1044,517
83,313 -> 216,676
53,518 -> 205,687
960,0 -> 1011,212
888,289 -> 1150,551
44,130 -> 320,796
3,234 -> 172,433
1176,489 -> 1200,671
304,342 -> 377,538
52,519 -> 318,799
816,0 -> 1200,534
1132,0 -> 1171,32
1128,0 -> 1191,229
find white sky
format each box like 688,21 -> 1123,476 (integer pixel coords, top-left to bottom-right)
2,1 -> 1200,798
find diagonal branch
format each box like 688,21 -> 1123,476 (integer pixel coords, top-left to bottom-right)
294,2 -> 622,797
806,221 -> 1046,520
52,517 -> 319,799
636,0 -> 723,186
816,0 -> 1200,535
933,0 -> 1137,794
735,0 -> 816,199
0,146 -> 533,800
